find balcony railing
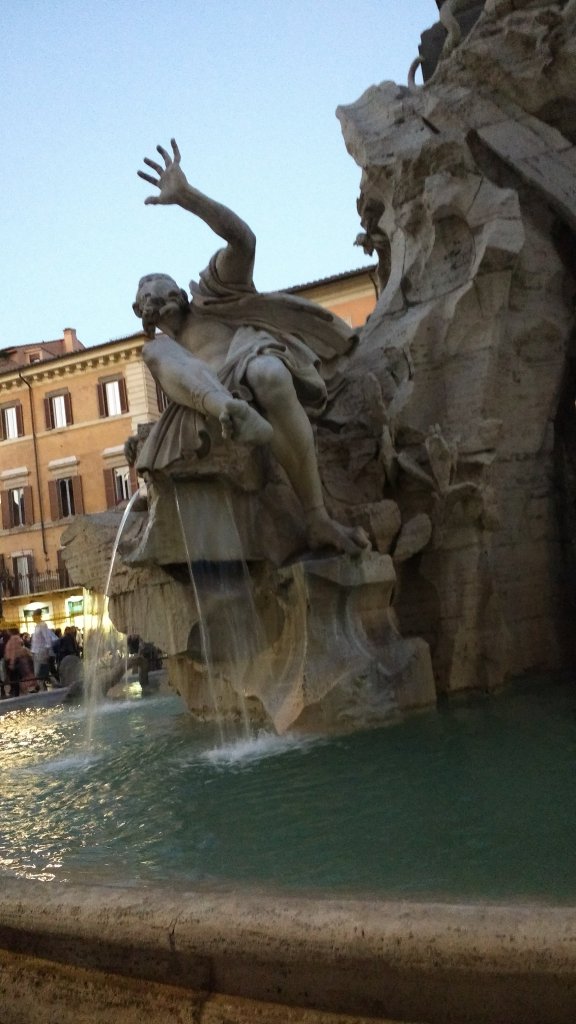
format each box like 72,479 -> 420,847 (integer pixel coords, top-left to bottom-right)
0,569 -> 71,599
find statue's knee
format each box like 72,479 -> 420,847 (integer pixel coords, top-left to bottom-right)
247,356 -> 293,406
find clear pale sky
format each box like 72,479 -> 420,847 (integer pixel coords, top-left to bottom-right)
2,1 -> 436,349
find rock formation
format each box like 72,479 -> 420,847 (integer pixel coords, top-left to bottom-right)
339,0 -> 576,694
63,0 -> 576,731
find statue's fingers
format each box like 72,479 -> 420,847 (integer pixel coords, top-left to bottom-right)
144,196 -> 160,205
156,144 -> 171,166
138,170 -> 160,186
171,138 -> 181,163
143,157 -> 163,175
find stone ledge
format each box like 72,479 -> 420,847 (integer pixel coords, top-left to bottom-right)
1,879 -> 575,1023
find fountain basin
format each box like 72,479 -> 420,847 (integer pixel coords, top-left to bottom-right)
2,677 -> 575,1021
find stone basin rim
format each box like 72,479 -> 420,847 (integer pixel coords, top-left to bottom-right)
1,878 -> 576,1024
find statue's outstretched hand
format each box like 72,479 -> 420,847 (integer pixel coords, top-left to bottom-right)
138,138 -> 188,205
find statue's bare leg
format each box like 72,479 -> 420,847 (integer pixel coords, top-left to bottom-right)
245,356 -> 370,555
142,337 -> 272,444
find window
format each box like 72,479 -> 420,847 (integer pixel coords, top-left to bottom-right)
60,478 -> 74,518
22,599 -> 50,624
48,476 -> 84,520
10,488 -> 25,527
156,381 -> 171,413
1,486 -> 34,529
66,595 -> 84,620
114,467 -> 131,503
45,389 -> 73,430
0,402 -> 24,440
57,548 -> 70,588
97,376 -> 128,417
103,465 -> 138,508
14,555 -> 35,597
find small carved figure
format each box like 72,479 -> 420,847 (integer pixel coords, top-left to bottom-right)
134,140 -> 369,555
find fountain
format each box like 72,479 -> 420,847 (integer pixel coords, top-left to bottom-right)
2,3 -> 576,1021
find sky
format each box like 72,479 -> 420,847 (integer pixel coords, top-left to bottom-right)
2,0 -> 436,349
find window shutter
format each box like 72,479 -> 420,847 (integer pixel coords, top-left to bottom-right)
1,493 -> 11,529
71,475 -> 84,515
97,381 -> 107,417
103,468 -> 116,509
64,391 -> 73,425
118,376 -> 129,413
22,486 -> 34,526
129,466 -> 139,493
48,479 -> 61,520
44,396 -> 54,430
15,403 -> 24,437
0,409 -> 5,442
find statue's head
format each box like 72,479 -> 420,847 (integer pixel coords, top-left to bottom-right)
133,273 -> 189,338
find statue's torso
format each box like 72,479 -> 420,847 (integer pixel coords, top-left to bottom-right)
177,312 -> 237,371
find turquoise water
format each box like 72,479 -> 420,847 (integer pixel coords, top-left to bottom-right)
1,675 -> 575,900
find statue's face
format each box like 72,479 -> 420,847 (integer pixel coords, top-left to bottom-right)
134,275 -> 187,338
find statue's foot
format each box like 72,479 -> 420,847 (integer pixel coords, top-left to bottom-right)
220,399 -> 273,445
305,509 -> 371,556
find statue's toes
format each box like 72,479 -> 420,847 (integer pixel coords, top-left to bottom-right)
351,526 -> 371,550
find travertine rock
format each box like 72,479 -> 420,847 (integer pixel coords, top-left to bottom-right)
337,0 -> 576,694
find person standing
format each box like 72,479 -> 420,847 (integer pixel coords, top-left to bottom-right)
31,611 -> 55,688
4,630 -> 37,696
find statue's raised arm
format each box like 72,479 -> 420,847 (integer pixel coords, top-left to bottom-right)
138,138 -> 255,286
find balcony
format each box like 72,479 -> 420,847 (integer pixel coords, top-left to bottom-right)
0,568 -> 71,599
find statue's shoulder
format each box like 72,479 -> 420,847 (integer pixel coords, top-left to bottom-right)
191,250 -> 257,304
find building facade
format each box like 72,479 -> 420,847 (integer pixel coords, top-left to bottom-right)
0,267 -> 376,630
0,329 -> 158,629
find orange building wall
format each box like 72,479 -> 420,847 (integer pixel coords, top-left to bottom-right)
291,268 -> 377,329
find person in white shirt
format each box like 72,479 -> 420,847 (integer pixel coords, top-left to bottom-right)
31,610 -> 55,685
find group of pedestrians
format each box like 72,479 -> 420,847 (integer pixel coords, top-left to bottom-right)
0,613 -> 81,699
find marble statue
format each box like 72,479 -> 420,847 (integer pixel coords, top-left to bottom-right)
132,140 -> 369,557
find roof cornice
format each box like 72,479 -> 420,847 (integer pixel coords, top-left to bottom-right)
0,336 -> 146,391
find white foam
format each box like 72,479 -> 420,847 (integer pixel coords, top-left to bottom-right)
201,731 -> 317,766
24,752 -> 100,774
64,699 -> 143,721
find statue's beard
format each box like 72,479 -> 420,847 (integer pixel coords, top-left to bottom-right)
142,299 -> 186,338
142,311 -> 158,338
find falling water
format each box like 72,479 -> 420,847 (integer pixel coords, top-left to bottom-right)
221,492 -> 267,734
83,490 -> 142,749
173,484 -> 226,745
172,482 -> 272,745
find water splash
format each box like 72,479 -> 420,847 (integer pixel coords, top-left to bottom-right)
200,731 -> 318,766
25,752 -> 100,775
